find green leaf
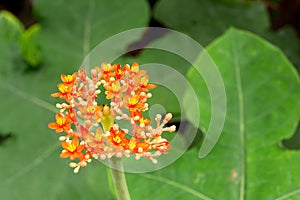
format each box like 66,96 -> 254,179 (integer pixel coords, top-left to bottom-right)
0,0 -> 150,199
263,27 -> 300,72
0,11 -> 42,69
153,0 -> 300,71
125,27 -> 300,200
34,0 -> 150,71
154,0 -> 269,46
0,10 -> 23,41
127,149 -> 217,200
21,24 -> 42,67
2,1 -> 299,199
0,11 -> 24,76
180,28 -> 300,199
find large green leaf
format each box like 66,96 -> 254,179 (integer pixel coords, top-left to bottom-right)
262,27 -> 300,73
34,0 -> 149,72
153,0 -> 300,71
0,11 -> 24,76
21,24 -> 42,67
2,1 -> 300,200
154,0 -> 268,46
123,28 -> 300,200
179,28 -> 299,199
0,1 -> 149,199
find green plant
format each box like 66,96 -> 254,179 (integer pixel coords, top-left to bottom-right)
1,0 -> 300,199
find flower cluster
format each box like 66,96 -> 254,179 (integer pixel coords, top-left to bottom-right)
48,62 -> 176,173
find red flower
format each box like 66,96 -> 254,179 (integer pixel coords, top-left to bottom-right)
109,127 -> 129,147
48,62 -> 175,173
61,72 -> 77,84
60,137 -> 85,160
51,72 -> 76,101
48,113 -> 71,133
126,138 -> 150,153
51,83 -> 73,101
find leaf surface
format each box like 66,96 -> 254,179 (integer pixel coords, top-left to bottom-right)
181,28 -> 300,199
0,1 -> 149,199
154,0 -> 300,70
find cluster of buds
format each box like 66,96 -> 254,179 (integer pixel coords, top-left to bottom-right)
48,62 -> 176,173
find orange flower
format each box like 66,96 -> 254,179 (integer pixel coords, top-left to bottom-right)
126,138 -> 150,153
126,95 -> 144,113
48,113 -> 71,133
61,72 -> 77,84
104,81 -> 123,99
109,127 -> 128,147
114,64 -> 124,80
130,111 -> 151,127
139,117 -> 151,127
131,62 -> 139,73
51,83 -> 73,100
140,76 -> 156,92
48,62 -> 175,173
101,62 -> 115,81
51,72 -> 76,101
60,137 -> 85,160
152,137 -> 170,152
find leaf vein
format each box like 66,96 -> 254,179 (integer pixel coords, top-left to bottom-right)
0,81 -> 57,113
231,34 -> 246,200
140,173 -> 214,200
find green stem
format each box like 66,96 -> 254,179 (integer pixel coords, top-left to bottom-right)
108,157 -> 131,200
101,109 -> 130,200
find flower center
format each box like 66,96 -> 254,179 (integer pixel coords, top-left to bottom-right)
129,140 -> 136,150
65,75 -> 73,82
57,117 -> 65,126
67,143 -> 77,152
113,136 -> 122,144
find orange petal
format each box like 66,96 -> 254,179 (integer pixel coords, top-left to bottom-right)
137,142 -> 150,150
61,73 -> 76,84
48,122 -> 58,129
77,145 -> 85,152
56,128 -> 63,133
60,151 -> 70,158
72,137 -> 79,146
147,83 -> 156,89
131,62 -> 139,72
51,92 -> 61,98
60,74 -> 67,82
61,141 -> 70,150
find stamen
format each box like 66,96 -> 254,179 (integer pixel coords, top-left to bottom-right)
125,150 -> 130,154
115,116 -> 122,120
59,136 -> 66,141
56,103 -> 62,108
116,152 -> 123,158
100,154 -> 106,160
135,154 -> 141,160
69,162 -> 77,168
146,93 -> 152,98
74,166 -> 80,173
164,113 -> 173,123
151,158 -> 158,164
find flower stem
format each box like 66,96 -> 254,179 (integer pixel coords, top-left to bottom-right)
109,157 -> 131,200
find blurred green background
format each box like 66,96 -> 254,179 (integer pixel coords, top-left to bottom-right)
1,0 -> 300,199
